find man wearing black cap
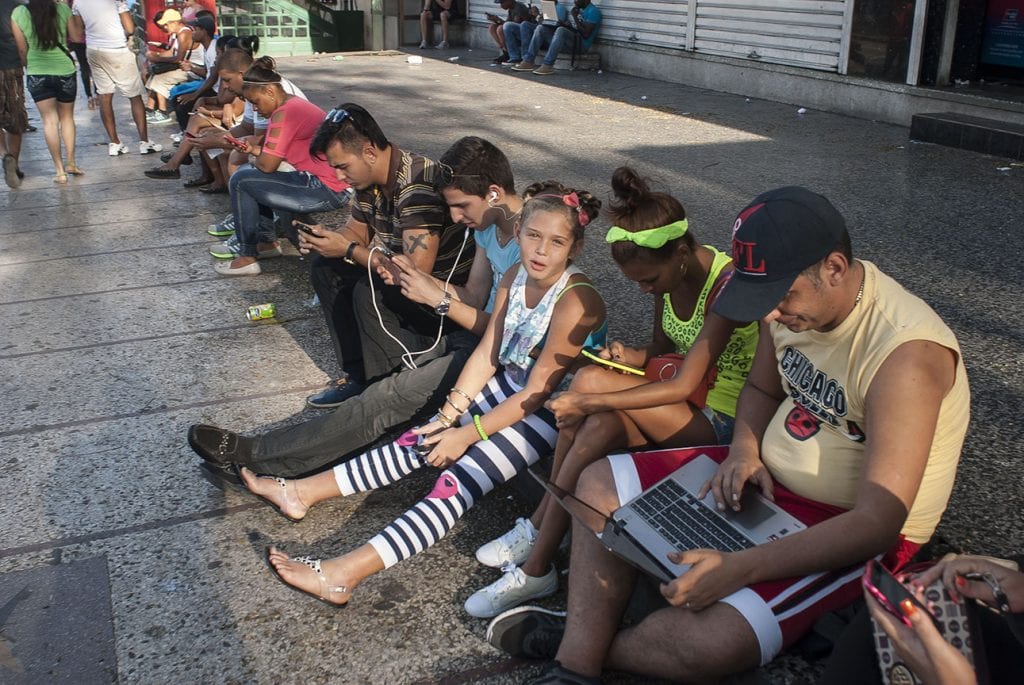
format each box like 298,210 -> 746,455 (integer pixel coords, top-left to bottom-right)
487,187 -> 971,684
169,14 -> 218,129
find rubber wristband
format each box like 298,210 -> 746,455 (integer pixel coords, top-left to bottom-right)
473,414 -> 489,441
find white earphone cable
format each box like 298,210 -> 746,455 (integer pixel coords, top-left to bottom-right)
366,226 -> 472,370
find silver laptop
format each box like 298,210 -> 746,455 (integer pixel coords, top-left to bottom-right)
539,0 -> 560,25
532,451 -> 806,584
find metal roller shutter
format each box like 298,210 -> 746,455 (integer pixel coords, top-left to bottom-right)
598,0 -> 690,49
692,0 -> 847,71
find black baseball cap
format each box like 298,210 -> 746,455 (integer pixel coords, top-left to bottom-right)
188,15 -> 216,34
712,186 -> 847,322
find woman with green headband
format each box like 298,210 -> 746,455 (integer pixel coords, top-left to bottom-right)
464,166 -> 759,619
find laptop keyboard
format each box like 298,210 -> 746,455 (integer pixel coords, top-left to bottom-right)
631,478 -> 753,553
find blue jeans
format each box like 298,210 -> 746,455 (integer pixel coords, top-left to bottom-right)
525,25 -> 578,66
229,167 -> 353,257
503,21 -> 539,62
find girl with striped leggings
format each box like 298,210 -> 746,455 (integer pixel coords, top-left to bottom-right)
241,181 -> 607,605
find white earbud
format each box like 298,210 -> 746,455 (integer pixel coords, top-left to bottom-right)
487,191 -> 499,204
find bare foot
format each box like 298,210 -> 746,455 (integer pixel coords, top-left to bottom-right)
240,467 -> 309,521
267,546 -> 351,605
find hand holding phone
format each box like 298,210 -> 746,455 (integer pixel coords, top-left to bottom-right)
223,133 -> 249,151
293,220 -> 321,238
863,560 -> 936,629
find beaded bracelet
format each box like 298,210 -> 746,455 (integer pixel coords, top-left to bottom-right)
473,415 -> 489,441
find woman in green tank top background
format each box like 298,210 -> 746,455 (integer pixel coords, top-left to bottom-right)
463,166 -> 758,619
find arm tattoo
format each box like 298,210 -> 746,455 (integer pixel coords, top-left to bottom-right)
405,233 -> 432,254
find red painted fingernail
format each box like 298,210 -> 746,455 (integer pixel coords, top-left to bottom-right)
955,576 -> 966,587
900,599 -> 916,618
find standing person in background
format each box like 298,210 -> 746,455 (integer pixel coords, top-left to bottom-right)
0,0 -> 29,188
66,0 -> 97,110
11,0 -> 84,184
486,0 -> 531,64
70,0 -> 161,156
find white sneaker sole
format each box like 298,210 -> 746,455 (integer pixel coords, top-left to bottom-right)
485,605 -> 566,643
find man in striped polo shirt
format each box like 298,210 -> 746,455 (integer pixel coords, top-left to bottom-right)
296,103 -> 473,407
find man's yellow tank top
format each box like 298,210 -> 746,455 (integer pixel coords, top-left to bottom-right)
661,247 -> 758,418
761,260 -> 970,544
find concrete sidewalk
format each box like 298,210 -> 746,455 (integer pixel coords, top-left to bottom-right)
1,49 -> 1022,684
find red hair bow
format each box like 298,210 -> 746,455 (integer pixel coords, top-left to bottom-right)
562,192 -> 590,227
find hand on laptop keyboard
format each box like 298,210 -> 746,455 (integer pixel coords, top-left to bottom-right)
697,447 -> 775,513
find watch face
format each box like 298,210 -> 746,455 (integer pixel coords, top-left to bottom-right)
436,297 -> 451,315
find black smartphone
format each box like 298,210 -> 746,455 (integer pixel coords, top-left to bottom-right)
863,560 -> 936,628
294,221 -> 319,237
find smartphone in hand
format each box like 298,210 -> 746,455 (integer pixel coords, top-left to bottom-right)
580,348 -> 645,376
863,560 -> 937,628
223,134 -> 249,151
294,221 -> 319,237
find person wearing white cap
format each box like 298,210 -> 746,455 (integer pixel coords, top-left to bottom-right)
488,187 -> 972,685
144,8 -> 196,125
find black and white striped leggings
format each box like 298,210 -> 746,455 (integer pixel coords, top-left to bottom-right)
331,370 -> 557,568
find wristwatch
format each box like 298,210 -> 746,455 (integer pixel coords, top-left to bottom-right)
435,291 -> 451,316
343,241 -> 358,265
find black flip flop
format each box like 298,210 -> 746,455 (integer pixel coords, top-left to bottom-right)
184,176 -> 214,188
198,185 -> 228,195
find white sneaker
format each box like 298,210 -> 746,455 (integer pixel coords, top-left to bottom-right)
140,141 -> 163,155
464,564 -> 558,618
170,132 -> 183,144
418,40 -> 428,49
435,40 -> 449,49
476,517 -> 537,568
108,142 -> 129,156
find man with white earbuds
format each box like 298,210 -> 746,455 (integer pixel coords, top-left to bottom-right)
188,136 -> 527,481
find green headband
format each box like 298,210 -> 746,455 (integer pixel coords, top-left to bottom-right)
605,219 -> 689,249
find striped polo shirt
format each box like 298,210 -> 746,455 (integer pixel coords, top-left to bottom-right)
351,146 -> 471,285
